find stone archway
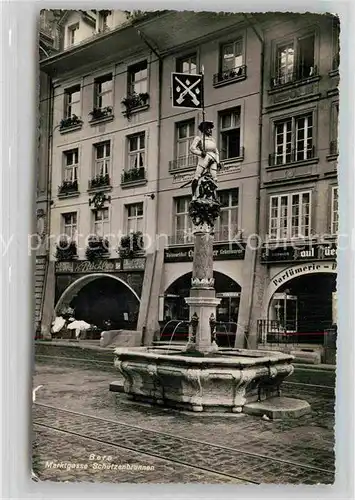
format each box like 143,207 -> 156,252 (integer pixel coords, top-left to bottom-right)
262,261 -> 337,317
261,262 -> 337,344
164,271 -> 241,324
55,273 -> 140,327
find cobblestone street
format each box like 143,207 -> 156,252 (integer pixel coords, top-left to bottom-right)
32,361 -> 335,484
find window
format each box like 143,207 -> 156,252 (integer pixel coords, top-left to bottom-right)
94,74 -> 112,109
64,86 -> 81,118
221,39 -> 243,71
219,108 -> 241,160
176,54 -> 197,74
98,10 -> 112,31
94,141 -> 110,176
331,187 -> 338,235
62,213 -> 77,239
93,208 -> 109,237
68,24 -> 79,47
127,133 -> 145,169
128,61 -> 148,95
174,196 -> 193,244
276,43 -> 294,85
63,149 -> 79,182
330,103 -> 339,155
215,189 -> 239,241
331,19 -> 340,70
273,114 -> 314,165
269,191 -> 311,240
274,33 -> 315,86
126,203 -> 144,233
176,120 -> 195,161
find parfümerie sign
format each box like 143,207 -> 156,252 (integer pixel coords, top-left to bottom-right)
164,242 -> 246,263
271,261 -> 337,289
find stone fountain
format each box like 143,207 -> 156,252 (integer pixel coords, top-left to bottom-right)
114,122 -> 310,418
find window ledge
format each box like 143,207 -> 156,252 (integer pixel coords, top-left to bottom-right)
87,185 -> 112,194
213,73 -> 247,89
264,237 -> 319,247
122,104 -> 149,117
89,114 -> 114,126
58,191 -> 80,199
168,241 -> 193,248
267,157 -> 319,170
326,153 -> 338,162
169,165 -> 195,175
324,170 -> 337,178
120,178 -> 147,189
268,75 -> 320,94
329,69 -> 339,78
221,156 -> 244,167
321,234 -> 338,241
56,256 -> 79,262
59,123 -> 83,134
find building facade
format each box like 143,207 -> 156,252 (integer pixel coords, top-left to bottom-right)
37,11 -> 339,351
249,13 -> 339,350
36,10 -> 63,336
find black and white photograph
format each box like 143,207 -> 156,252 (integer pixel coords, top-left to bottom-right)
31,8 -> 340,486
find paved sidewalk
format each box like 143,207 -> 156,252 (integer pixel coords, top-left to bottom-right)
32,362 -> 335,485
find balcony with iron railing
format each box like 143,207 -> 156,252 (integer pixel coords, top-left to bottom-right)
88,173 -> 111,192
214,226 -> 241,242
213,64 -> 247,88
121,166 -> 147,188
168,231 -> 194,246
257,319 -> 332,347
270,65 -> 319,90
268,146 -> 317,167
169,154 -> 198,173
168,226 -> 241,246
58,179 -> 79,199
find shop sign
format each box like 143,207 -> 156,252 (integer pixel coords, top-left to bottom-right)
261,243 -> 337,264
122,257 -> 145,271
269,82 -> 317,105
164,242 -> 246,263
173,172 -> 194,184
55,259 -> 122,274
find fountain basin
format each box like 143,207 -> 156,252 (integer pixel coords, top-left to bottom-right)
114,347 -> 310,416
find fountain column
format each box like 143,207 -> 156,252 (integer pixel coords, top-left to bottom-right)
185,222 -> 220,353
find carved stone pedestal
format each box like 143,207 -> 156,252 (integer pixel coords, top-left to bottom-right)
185,292 -> 220,353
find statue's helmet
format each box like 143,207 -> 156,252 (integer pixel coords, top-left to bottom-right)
198,121 -> 214,133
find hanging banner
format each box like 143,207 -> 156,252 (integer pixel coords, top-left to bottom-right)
171,72 -> 204,109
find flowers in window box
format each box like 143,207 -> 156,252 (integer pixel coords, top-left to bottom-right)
58,179 -> 78,195
121,166 -> 145,184
59,114 -> 83,130
89,173 -> 110,189
85,235 -> 110,261
55,237 -> 77,261
121,92 -> 149,117
119,231 -> 144,258
89,106 -> 113,121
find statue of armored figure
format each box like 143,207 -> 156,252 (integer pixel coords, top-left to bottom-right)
190,121 -> 221,201
188,120 -> 221,228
